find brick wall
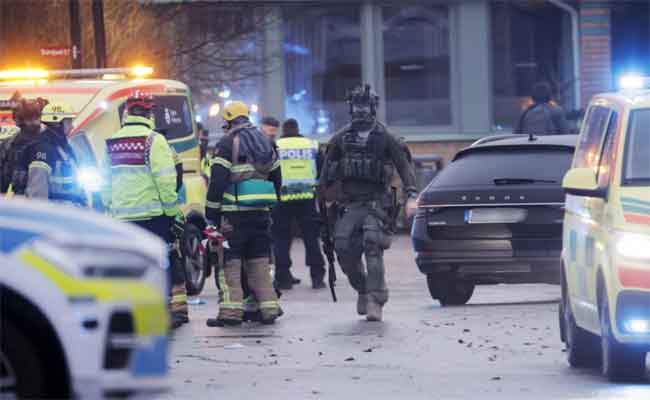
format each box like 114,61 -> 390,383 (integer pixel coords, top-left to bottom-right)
580,0 -> 613,107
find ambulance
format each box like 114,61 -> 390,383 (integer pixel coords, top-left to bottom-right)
0,198 -> 169,398
560,75 -> 650,382
0,67 -> 208,294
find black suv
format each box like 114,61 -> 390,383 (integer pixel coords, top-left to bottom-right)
412,135 -> 578,305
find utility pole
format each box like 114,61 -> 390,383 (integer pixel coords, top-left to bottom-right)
92,0 -> 107,68
69,0 -> 82,69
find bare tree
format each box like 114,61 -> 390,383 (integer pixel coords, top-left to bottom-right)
0,0 -> 279,92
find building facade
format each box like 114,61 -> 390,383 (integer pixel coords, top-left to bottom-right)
213,0 -> 642,160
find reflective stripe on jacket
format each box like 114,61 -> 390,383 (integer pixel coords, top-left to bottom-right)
276,136 -> 318,201
102,115 -> 180,220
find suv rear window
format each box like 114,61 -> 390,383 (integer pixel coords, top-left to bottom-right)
433,147 -> 574,187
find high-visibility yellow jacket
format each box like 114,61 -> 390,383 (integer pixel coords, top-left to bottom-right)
276,136 -> 318,201
201,156 -> 212,179
102,115 -> 181,220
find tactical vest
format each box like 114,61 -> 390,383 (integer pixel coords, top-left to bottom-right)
338,128 -> 387,185
276,136 -> 318,202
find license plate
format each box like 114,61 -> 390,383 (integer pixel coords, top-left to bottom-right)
465,208 -> 527,224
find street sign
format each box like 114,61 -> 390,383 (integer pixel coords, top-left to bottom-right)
40,47 -> 71,57
40,45 -> 80,61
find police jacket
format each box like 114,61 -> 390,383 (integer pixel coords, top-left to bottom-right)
276,134 -> 321,202
206,125 -> 282,224
102,115 -> 181,221
319,122 -> 417,202
22,125 -> 87,206
513,102 -> 570,135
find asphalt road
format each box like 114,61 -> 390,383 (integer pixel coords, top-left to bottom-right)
160,235 -> 650,400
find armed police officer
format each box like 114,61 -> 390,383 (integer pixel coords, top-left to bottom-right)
319,85 -> 418,322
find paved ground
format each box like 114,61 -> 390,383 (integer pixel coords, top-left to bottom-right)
160,235 -> 649,399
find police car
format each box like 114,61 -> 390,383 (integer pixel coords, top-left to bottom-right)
560,75 -> 650,382
0,67 -> 208,295
0,199 -> 170,398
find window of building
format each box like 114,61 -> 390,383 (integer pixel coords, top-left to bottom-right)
283,5 -> 361,136
491,2 -> 570,130
382,5 -> 451,126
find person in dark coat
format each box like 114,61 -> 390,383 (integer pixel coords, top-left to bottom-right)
514,82 -> 570,135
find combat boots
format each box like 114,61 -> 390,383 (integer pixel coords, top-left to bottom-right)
366,298 -> 383,322
357,294 -> 368,316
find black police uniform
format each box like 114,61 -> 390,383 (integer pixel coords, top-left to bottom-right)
320,120 -> 416,317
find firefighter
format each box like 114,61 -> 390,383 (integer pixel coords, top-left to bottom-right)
101,91 -> 189,329
0,98 -> 46,196
205,101 -> 282,327
19,102 -> 86,206
319,84 -> 418,322
272,118 -> 326,290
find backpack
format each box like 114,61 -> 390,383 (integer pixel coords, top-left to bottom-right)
231,124 -> 277,182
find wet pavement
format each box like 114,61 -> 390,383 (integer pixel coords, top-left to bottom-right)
160,235 -> 649,399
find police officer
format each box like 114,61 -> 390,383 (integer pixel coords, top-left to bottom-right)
205,101 -> 282,327
272,118 -> 326,289
102,91 -> 189,329
319,84 -> 418,322
260,116 -> 280,142
20,102 -> 87,206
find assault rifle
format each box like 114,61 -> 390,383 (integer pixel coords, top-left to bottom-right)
318,198 -> 338,302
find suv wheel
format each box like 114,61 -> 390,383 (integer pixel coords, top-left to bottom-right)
560,274 -> 600,368
183,223 -> 207,296
0,320 -> 47,398
599,288 -> 648,382
426,274 -> 475,306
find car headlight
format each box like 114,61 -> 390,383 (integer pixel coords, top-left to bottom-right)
615,232 -> 650,260
29,239 -> 160,280
77,167 -> 103,192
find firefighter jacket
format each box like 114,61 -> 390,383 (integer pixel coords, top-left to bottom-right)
23,125 -> 87,206
205,127 -> 282,225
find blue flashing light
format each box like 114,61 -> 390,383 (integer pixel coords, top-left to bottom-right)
619,74 -> 648,90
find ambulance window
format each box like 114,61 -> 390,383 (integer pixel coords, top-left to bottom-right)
597,111 -> 617,187
152,96 -> 193,140
623,109 -> 650,186
117,95 -> 193,140
574,105 -> 610,170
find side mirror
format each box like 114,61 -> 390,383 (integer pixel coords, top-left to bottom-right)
563,168 -> 606,198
